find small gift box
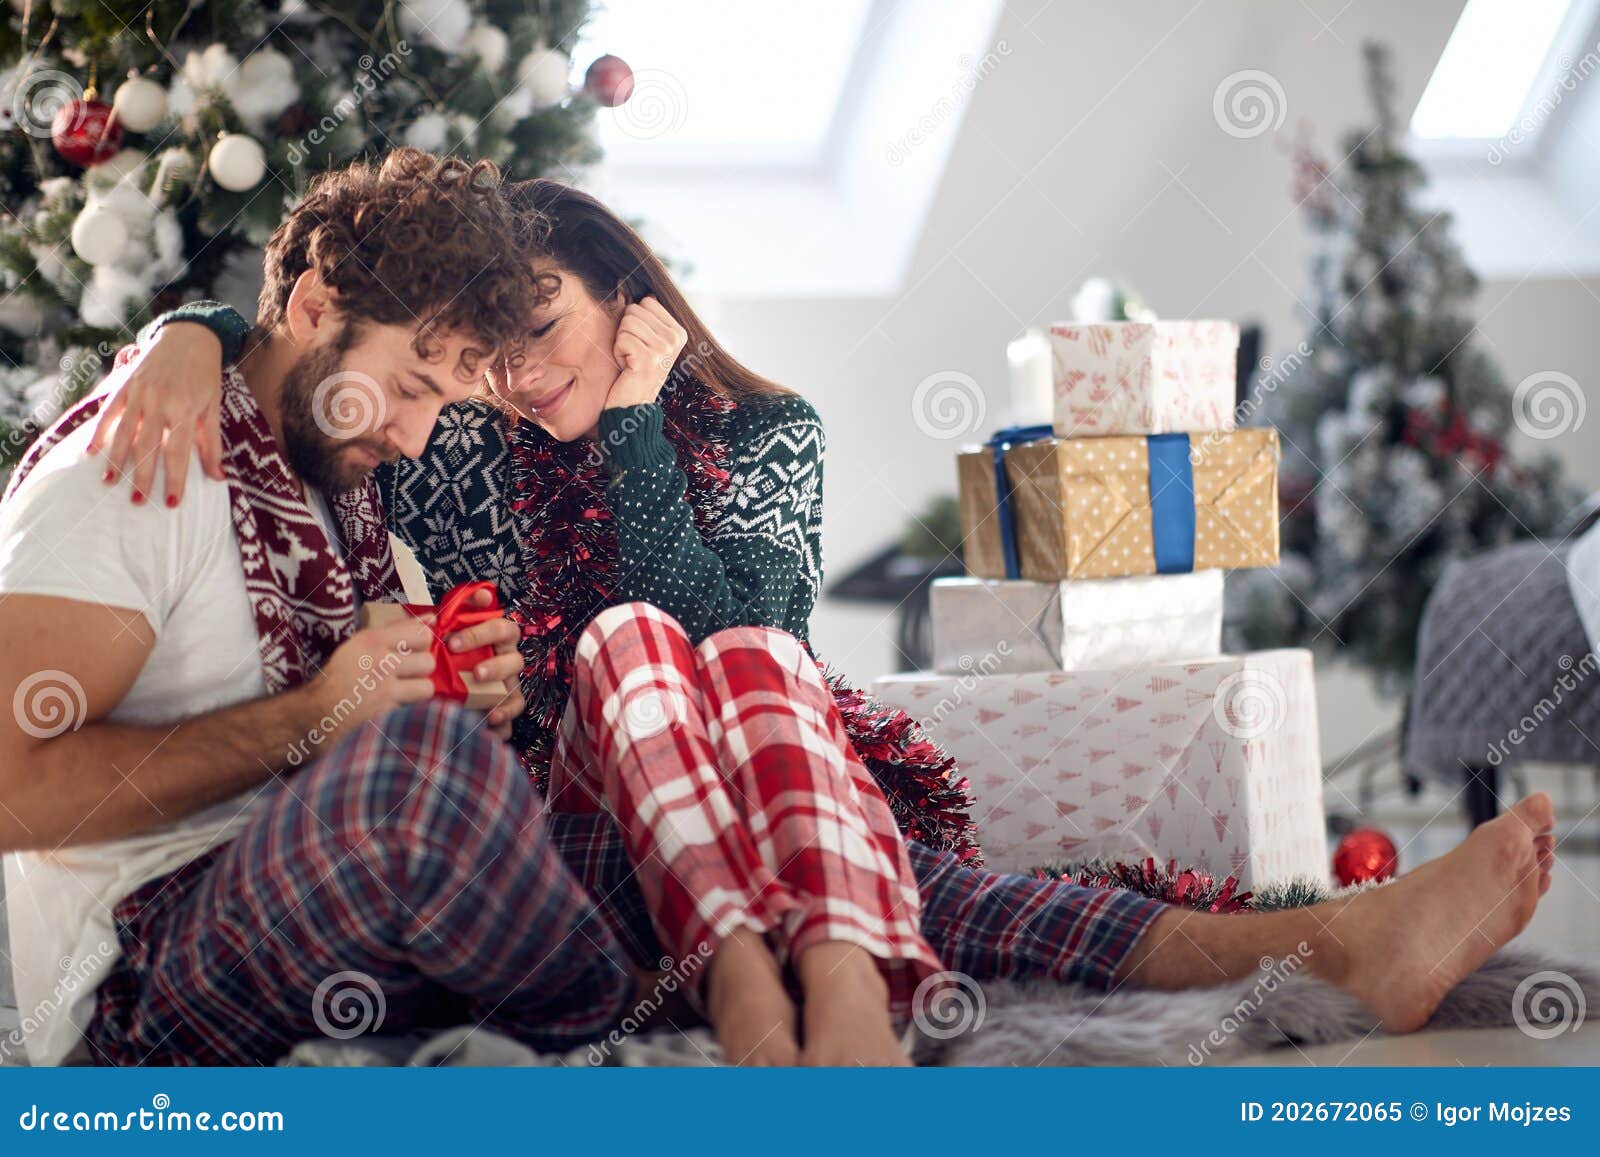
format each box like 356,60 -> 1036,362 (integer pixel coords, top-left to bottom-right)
358,580 -> 509,712
1049,320 -> 1239,437
930,571 -> 1223,675
872,650 -> 1326,887
956,427 -> 1279,581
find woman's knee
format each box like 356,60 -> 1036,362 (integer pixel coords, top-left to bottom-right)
577,601 -> 689,663
697,624 -> 824,691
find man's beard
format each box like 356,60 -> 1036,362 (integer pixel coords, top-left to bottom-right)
279,342 -> 393,494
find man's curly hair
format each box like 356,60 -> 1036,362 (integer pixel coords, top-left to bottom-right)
257,148 -> 539,380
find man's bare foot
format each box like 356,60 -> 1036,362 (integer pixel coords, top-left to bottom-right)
795,942 -> 913,1067
704,928 -> 800,1065
1322,793 -> 1554,1033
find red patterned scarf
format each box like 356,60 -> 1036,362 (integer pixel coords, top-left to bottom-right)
7,366 -> 404,692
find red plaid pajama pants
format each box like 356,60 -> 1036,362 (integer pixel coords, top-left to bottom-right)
547,602 -> 944,1016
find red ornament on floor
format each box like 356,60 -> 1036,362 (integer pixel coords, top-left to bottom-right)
1333,827 -> 1398,886
52,96 -> 122,166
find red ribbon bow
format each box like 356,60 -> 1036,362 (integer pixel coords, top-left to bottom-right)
395,580 -> 504,702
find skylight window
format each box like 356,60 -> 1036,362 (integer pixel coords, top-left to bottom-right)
573,0 -> 873,167
1410,0 -> 1573,140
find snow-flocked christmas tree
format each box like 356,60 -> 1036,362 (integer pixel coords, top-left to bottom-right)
1231,42 -> 1576,690
0,0 -> 632,475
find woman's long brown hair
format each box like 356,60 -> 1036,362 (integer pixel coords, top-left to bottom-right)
505,178 -> 790,401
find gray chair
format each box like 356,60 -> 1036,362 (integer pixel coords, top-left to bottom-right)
1405,537 -> 1597,825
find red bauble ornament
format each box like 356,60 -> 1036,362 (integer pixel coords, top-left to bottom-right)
584,53 -> 634,107
1333,827 -> 1398,887
51,97 -> 122,167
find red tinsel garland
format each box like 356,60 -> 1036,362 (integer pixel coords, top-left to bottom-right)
1033,857 -> 1254,913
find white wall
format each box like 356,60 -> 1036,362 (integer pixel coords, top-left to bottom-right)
677,1 -> 1600,764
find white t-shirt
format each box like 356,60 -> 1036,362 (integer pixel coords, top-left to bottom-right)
0,418 -> 340,1065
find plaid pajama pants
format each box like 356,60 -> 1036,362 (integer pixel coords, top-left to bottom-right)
83,635 -> 1166,1065
83,701 -> 636,1067
547,602 -> 944,1015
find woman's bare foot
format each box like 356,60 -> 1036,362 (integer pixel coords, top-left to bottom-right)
704,928 -> 800,1065
1321,793 -> 1555,1032
795,942 -> 913,1067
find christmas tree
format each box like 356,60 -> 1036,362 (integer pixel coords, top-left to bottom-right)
1232,42 -> 1576,690
0,0 -> 631,474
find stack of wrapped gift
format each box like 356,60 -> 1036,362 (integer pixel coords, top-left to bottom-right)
875,321 -> 1326,888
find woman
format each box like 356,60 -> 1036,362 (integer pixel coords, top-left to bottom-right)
94,179 -> 987,1066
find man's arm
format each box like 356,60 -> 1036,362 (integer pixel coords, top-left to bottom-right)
0,594 -> 437,852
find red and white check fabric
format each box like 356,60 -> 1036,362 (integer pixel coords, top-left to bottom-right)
548,601 -> 943,1016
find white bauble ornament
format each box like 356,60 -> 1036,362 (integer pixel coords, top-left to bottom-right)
208,133 -> 266,191
70,204 -> 128,266
517,45 -> 570,106
464,22 -> 509,73
111,74 -> 167,132
398,0 -> 472,54
404,111 -> 450,153
230,48 -> 298,130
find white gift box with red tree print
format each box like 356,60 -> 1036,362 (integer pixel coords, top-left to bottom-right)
1049,320 -> 1239,436
873,649 -> 1326,888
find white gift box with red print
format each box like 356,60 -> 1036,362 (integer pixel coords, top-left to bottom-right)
872,649 -> 1326,888
1049,320 -> 1239,436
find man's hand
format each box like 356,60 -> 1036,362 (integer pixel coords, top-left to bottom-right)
440,586 -> 527,739
305,618 -> 438,730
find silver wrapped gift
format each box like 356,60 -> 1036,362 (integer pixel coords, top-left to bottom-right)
930,571 -> 1223,675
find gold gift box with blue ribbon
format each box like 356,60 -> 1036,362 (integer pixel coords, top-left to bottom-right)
956,427 -> 1280,581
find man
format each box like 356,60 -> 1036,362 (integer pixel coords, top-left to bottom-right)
0,150 -> 636,1065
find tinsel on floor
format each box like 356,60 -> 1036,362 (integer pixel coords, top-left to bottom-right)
1029,857 -> 1340,913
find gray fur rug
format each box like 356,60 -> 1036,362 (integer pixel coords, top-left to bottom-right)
915,946 -> 1596,1066
282,947 -> 1597,1068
